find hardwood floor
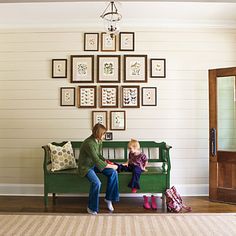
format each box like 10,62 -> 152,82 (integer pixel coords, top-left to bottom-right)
0,196 -> 235,214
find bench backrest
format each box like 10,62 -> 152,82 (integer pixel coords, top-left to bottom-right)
42,141 -> 171,166
71,141 -> 171,163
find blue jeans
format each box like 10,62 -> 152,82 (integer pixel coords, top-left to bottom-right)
85,166 -> 119,212
116,164 -> 143,189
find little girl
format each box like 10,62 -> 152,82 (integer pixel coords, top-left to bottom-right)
123,139 -> 148,193
107,139 -> 158,210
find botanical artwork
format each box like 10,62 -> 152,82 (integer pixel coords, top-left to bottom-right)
103,62 -> 114,76
130,61 -> 141,76
60,87 -> 75,106
110,111 -> 126,130
124,55 -> 147,82
71,55 -> 94,83
78,86 -> 96,108
101,86 -> 118,108
105,36 -> 113,47
96,115 -> 104,124
88,38 -> 95,47
142,87 -> 157,106
121,86 -> 140,108
77,62 -> 88,76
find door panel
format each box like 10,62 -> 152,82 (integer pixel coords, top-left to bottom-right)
209,67 -> 236,203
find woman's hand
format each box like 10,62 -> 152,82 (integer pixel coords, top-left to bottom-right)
123,162 -> 128,166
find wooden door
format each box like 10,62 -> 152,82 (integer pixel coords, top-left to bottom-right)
209,67 -> 236,203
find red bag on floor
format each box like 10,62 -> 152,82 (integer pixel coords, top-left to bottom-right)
165,186 -> 192,213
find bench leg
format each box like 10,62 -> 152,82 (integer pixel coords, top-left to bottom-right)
53,193 -> 56,205
162,193 -> 166,209
44,192 -> 48,207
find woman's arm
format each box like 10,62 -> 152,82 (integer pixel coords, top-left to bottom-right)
85,142 -> 107,171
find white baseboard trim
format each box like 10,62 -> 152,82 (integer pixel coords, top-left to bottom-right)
0,183 -> 209,197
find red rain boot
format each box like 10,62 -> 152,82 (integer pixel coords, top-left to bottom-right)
143,195 -> 151,209
151,195 -> 157,210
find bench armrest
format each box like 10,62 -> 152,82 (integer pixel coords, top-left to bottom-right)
162,144 -> 172,172
42,145 -> 51,173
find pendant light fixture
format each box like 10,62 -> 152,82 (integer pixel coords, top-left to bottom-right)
100,1 -> 122,38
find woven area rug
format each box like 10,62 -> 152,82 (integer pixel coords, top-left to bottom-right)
0,213 -> 235,236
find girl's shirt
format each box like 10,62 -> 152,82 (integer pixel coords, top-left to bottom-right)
128,151 -> 147,170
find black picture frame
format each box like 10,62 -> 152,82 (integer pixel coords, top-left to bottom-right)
141,87 -> 157,106
60,87 -> 75,106
52,59 -> 67,78
84,33 -> 99,51
150,58 -> 166,78
124,55 -> 147,83
105,132 -> 113,140
119,32 -> 135,51
71,55 -> 94,83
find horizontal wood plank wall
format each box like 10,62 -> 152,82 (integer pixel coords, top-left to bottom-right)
0,28 -> 236,194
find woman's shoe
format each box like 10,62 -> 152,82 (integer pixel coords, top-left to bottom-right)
151,195 -> 157,210
87,207 -> 97,215
143,195 -> 151,209
104,199 -> 114,212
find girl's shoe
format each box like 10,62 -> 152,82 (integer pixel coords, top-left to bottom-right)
132,188 -> 137,193
143,195 -> 151,209
151,195 -> 157,210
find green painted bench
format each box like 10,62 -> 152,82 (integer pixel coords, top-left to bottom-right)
42,141 -> 172,207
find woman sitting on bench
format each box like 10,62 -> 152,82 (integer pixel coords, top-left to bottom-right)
78,123 -> 119,215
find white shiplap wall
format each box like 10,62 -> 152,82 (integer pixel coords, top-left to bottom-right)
1,27 -> 236,195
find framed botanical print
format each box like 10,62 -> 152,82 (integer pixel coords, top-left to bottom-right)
110,111 -> 126,130
124,55 -> 147,83
101,33 -> 116,51
97,55 -> 121,83
150,58 -> 166,78
52,59 -> 67,78
71,55 -> 94,83
78,86 -> 97,108
84,33 -> 99,51
100,85 -> 119,108
119,32 -> 135,51
60,87 -> 75,106
121,86 -> 140,108
142,87 -> 157,106
92,111 -> 108,129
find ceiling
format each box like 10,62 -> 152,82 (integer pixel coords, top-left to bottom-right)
1,1 -> 236,29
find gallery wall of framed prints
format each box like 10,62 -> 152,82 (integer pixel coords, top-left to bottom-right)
53,31 -> 166,132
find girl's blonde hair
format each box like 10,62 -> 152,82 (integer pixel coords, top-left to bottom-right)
92,123 -> 107,140
128,138 -> 140,150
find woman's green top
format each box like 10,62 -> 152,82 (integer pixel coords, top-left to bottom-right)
78,135 -> 107,177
